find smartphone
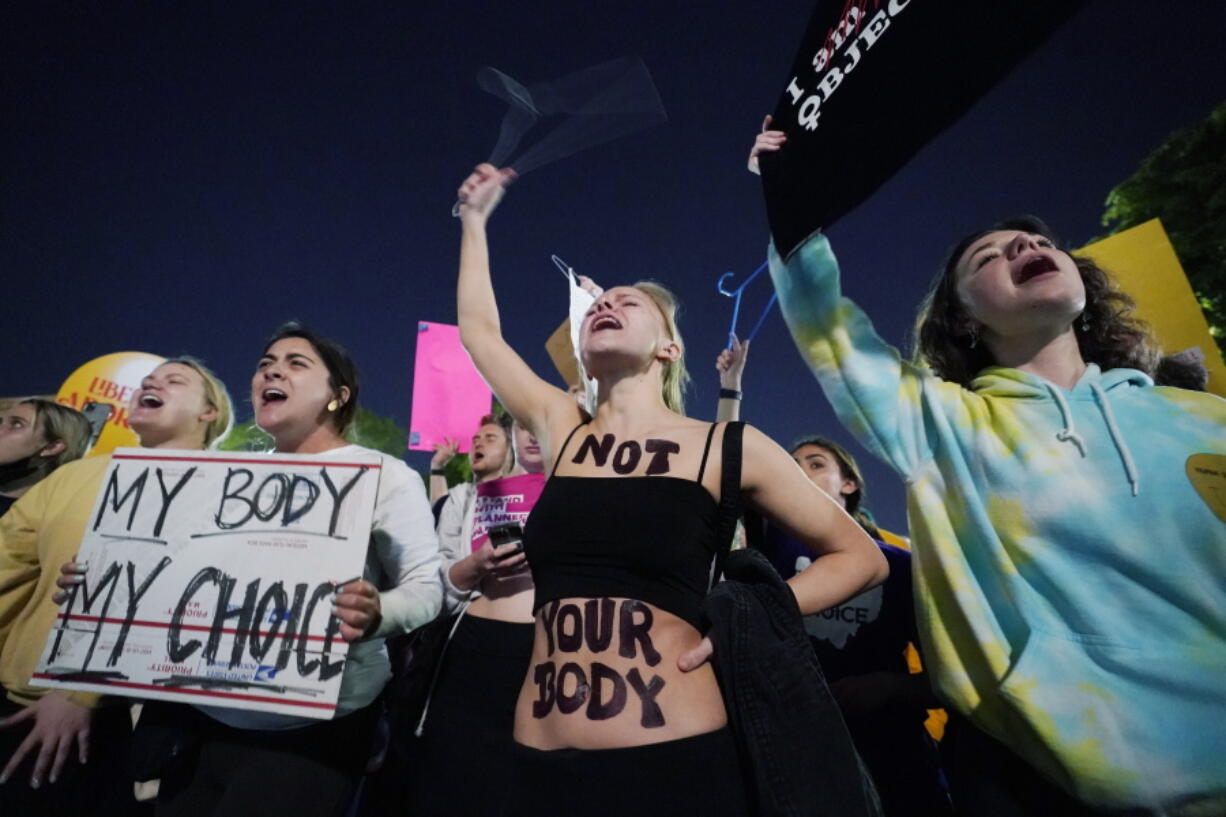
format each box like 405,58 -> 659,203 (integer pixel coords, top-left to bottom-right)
81,401 -> 113,450
487,522 -> 525,555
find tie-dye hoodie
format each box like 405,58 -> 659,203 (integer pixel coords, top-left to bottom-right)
769,231 -> 1226,814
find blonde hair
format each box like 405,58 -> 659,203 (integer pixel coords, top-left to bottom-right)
21,399 -> 92,471
162,357 -> 234,448
632,281 -> 691,415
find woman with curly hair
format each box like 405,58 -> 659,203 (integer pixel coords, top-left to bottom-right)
757,122 -> 1225,817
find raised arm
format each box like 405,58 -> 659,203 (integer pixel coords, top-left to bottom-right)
456,165 -> 576,441
714,335 -> 749,423
740,424 -> 887,615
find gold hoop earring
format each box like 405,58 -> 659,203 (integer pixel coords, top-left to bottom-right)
327,399 -> 340,412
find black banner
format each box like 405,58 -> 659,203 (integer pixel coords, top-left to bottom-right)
762,0 -> 1085,256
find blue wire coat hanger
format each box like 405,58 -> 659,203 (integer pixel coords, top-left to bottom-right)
717,261 -> 777,349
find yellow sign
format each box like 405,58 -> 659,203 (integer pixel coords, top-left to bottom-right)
57,352 -> 165,456
1076,219 -> 1225,397
1186,453 -> 1226,523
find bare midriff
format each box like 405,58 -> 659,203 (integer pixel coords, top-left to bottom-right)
467,567 -> 535,623
514,597 -> 726,750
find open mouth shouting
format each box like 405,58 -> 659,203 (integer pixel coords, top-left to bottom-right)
137,393 -> 164,409
590,314 -> 623,332
1013,254 -> 1061,285
260,388 -> 288,407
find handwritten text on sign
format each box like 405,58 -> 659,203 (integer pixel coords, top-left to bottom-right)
31,448 -> 381,719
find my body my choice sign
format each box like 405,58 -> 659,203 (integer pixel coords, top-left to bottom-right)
32,448 -> 381,720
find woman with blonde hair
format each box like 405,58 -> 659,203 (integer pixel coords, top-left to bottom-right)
0,357 -> 231,815
452,163 -> 886,815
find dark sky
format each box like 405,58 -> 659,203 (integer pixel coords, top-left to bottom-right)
4,1 -> 1224,532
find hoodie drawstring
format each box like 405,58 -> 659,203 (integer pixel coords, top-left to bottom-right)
1090,382 -> 1141,497
1046,384 -> 1088,457
1045,382 -> 1141,496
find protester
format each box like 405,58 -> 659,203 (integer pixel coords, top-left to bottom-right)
453,163 -> 886,816
755,119 -> 1226,817
58,325 -> 443,817
0,399 -> 92,517
390,417 -> 544,817
715,340 -> 950,817
0,359 -> 231,815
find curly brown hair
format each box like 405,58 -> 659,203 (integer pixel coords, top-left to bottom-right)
913,216 -> 1161,386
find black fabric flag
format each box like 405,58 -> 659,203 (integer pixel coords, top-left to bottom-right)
761,0 -> 1085,257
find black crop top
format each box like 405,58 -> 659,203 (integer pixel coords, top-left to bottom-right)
523,421 -> 743,629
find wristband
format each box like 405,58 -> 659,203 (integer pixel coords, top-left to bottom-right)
719,388 -> 743,400
430,468 -> 446,476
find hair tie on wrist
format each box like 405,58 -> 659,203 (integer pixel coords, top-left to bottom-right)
719,388 -> 743,401
430,468 -> 446,476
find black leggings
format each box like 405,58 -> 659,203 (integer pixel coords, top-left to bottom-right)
505,727 -> 749,817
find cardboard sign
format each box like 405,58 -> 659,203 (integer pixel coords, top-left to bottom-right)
471,472 -> 546,552
32,448 -> 381,719
1075,219 -> 1226,397
761,0 -> 1083,256
408,322 -> 493,453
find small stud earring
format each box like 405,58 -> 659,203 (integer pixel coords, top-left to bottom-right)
327,399 -> 340,412
1080,313 -> 1090,332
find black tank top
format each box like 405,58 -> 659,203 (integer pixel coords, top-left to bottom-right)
523,422 -> 743,629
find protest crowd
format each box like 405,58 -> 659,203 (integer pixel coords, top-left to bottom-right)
2,14 -> 1225,817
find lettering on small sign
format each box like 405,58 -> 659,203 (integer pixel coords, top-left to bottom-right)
33,449 -> 381,719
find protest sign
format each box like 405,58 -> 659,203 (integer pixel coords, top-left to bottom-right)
408,321 -> 493,453
31,448 -> 381,719
471,471 -> 546,552
57,351 -> 164,456
1075,219 -> 1226,397
761,0 -> 1084,256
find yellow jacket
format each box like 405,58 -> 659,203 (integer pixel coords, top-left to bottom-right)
0,454 -> 111,707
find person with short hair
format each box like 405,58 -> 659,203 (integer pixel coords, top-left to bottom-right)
0,399 -> 92,517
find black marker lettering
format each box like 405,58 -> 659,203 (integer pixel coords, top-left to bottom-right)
587,661 -> 627,720
320,467 -> 369,536
532,662 -> 556,717
618,599 -> 661,666
316,594 -> 345,682
556,662 -> 589,714
556,603 -> 583,652
252,474 -> 289,522
572,434 -> 615,467
644,439 -> 681,475
215,468 -> 256,530
582,598 -> 614,652
226,579 -> 261,668
612,441 -> 642,474
274,582 -> 310,672
58,561 -> 122,669
93,465 -> 149,532
201,572 -> 239,664
626,668 -> 666,728
249,582 -> 288,661
282,476 -> 320,526
540,600 -> 560,656
152,467 -> 196,537
169,568 -> 223,662
297,582 -> 333,677
107,557 -> 172,666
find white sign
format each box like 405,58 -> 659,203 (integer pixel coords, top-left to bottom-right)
31,448 -> 381,720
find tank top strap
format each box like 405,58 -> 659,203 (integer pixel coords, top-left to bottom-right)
695,422 -> 720,482
550,422 -> 588,477
710,421 -> 745,588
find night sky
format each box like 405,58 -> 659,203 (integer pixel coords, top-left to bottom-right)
5,1 -> 1224,532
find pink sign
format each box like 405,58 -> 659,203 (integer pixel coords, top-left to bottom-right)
471,472 -> 546,552
408,321 -> 493,453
